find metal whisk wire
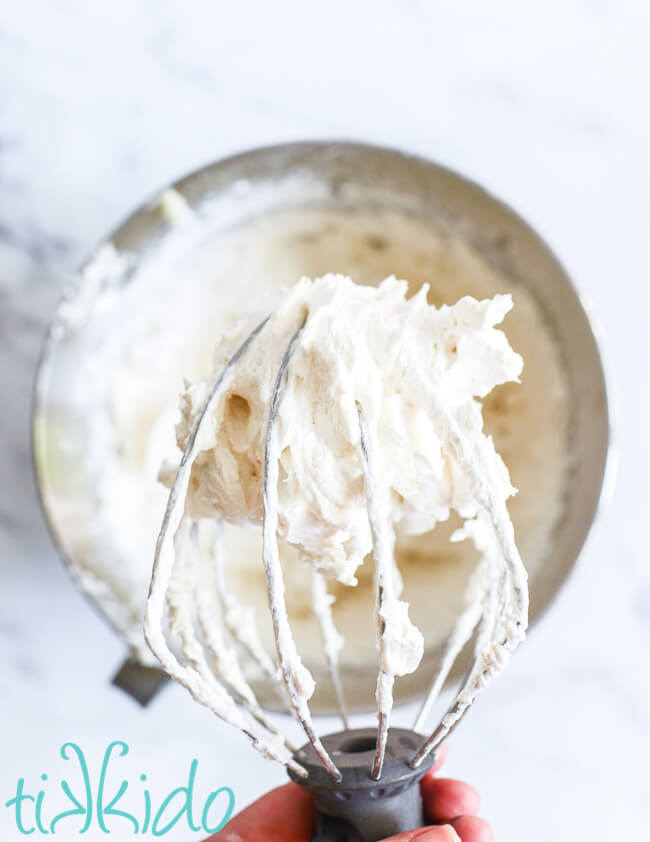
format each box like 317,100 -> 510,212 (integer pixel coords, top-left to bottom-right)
407,391 -> 528,768
145,304 -> 528,789
261,320 -> 343,783
145,314 -> 309,780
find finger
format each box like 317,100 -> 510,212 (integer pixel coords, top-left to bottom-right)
205,781 -> 314,842
421,776 -> 480,823
430,742 -> 449,775
450,815 -> 493,842
380,825 -> 461,841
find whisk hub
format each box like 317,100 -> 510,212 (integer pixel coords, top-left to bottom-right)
288,727 -> 435,842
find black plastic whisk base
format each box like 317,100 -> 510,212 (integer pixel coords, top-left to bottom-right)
288,727 -> 435,842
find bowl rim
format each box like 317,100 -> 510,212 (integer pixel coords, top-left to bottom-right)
31,138 -> 614,704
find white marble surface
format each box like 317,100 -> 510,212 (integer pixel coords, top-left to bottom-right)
1,1 -> 649,840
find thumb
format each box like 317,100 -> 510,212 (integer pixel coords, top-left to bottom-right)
205,782 -> 315,841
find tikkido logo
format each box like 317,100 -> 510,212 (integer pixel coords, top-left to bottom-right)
4,741 -> 235,836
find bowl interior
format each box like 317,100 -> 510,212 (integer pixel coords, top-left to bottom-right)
33,142 -> 609,714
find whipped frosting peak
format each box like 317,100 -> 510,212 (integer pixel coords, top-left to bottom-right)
175,275 -> 522,593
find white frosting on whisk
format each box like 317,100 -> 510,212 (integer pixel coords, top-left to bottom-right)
146,274 -> 528,776
179,277 -> 520,569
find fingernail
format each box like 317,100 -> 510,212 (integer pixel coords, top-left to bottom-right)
414,825 -> 461,841
450,815 -> 494,842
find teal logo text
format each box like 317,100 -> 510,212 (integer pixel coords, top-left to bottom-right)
5,741 -> 235,835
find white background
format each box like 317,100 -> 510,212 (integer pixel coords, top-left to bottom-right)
1,2 -> 649,840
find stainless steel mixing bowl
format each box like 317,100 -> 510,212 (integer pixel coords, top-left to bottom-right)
32,141 -> 611,711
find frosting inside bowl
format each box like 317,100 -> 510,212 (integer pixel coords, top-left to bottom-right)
43,202 -> 569,708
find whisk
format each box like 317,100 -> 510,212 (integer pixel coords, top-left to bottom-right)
144,286 -> 529,842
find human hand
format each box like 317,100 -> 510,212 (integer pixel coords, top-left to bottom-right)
205,745 -> 492,842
